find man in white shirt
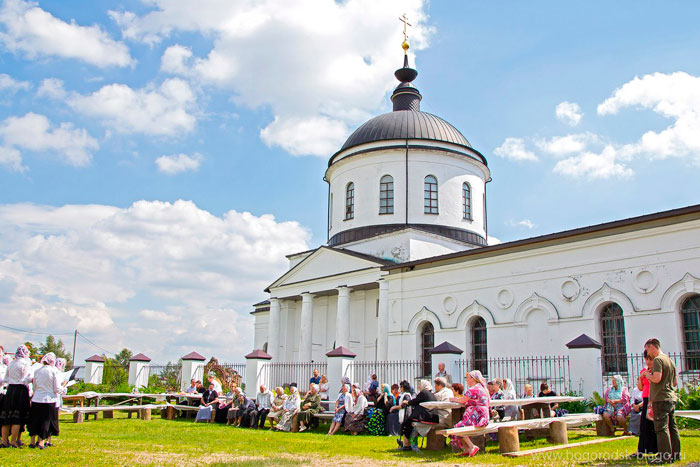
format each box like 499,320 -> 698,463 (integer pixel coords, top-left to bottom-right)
255,385 -> 273,429
185,379 -> 197,394
433,377 -> 454,426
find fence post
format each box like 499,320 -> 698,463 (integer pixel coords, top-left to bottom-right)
326,346 -> 356,398
430,341 -> 463,384
180,351 -> 206,391
565,334 -> 602,398
84,354 -> 104,384
245,349 -> 272,397
128,353 -> 151,388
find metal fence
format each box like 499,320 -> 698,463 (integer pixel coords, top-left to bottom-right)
261,361 -> 327,389
455,355 -> 572,395
147,363 -> 182,390
600,352 -> 700,391
345,360 -> 424,385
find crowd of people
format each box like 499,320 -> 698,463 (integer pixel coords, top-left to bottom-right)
0,345 -> 68,449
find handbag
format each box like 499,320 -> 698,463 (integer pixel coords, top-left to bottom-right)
646,402 -> 654,421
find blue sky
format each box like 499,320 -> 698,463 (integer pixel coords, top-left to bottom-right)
1,0 -> 699,362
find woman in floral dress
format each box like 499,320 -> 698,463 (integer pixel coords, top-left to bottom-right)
449,370 -> 490,457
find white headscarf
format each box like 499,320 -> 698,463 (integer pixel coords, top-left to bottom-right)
503,378 -> 517,400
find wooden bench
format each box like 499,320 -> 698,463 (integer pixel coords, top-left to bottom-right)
160,404 -> 201,421
69,404 -> 163,423
436,413 -> 600,455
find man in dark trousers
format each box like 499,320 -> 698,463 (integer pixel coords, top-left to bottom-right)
643,338 -> 680,464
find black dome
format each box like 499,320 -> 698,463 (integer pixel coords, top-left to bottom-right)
339,110 -> 472,153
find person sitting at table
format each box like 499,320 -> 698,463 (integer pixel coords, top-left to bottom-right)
195,383 -> 219,423
488,379 -> 505,420
297,383 -> 321,432
188,381 -> 206,407
226,388 -> 243,425
236,392 -> 258,428
386,383 -> 403,436
367,383 -> 395,436
309,369 -> 320,385
214,383 -> 236,423
344,384 -> 368,435
276,386 -> 301,432
255,385 -> 273,428
363,374 -> 379,403
523,383 -> 534,398
538,382 -> 559,417
433,377 -> 455,426
267,387 -> 287,429
318,375 -> 330,401
397,379 -> 437,452
502,378 -> 519,420
185,379 -> 197,394
449,370 -> 490,458
328,383 -> 350,436
451,383 -> 464,397
435,362 -> 453,385
602,375 -> 631,436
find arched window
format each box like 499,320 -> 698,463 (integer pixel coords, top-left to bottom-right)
600,303 -> 627,374
424,175 -> 438,214
379,175 -> 394,214
462,182 -> 472,220
471,317 -> 488,377
345,182 -> 354,220
421,322 -> 434,377
681,294 -> 700,370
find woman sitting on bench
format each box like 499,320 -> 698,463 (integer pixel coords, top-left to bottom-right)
602,375 -> 631,436
449,370 -> 490,458
397,379 -> 437,452
194,383 -> 219,423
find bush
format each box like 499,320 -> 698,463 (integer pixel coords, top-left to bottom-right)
558,389 -> 595,413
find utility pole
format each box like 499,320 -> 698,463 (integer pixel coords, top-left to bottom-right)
72,330 -> 77,369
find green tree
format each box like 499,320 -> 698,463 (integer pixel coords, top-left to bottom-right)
115,348 -> 132,368
24,341 -> 40,361
38,335 -> 73,367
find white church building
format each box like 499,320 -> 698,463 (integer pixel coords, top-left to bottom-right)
249,50 -> 700,397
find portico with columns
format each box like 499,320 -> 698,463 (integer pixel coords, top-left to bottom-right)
253,246 -> 393,362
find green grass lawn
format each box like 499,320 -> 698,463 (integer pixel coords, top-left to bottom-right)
2,413 -> 699,466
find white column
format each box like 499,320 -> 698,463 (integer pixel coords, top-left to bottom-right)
335,286 -> 350,348
377,280 -> 390,361
299,293 -> 315,362
267,298 -> 281,360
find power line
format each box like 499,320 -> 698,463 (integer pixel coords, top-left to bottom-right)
0,323 -> 74,336
77,331 -> 119,357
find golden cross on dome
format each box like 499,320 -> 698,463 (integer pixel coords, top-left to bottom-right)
399,14 -> 411,54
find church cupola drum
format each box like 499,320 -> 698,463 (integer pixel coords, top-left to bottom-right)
325,29 -> 491,263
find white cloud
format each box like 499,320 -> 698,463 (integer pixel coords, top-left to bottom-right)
0,112 -> 98,166
111,0 -> 432,156
0,200 -> 310,361
507,219 -> 536,229
553,145 -> 633,179
0,73 -> 29,92
598,71 -> 700,163
535,133 -> 597,157
0,0 -> 133,67
493,137 -> 538,161
68,79 -> 197,136
0,145 -> 24,172
36,77 -> 66,99
555,101 -> 582,126
155,153 -> 203,174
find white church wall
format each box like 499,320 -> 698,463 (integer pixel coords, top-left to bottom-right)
383,218 -> 700,396
311,296 -> 329,362
253,312 -> 269,350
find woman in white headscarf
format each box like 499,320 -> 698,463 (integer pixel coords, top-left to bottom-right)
344,384 -> 368,435
28,353 -> 67,449
276,386 -> 301,432
0,345 -> 33,448
502,378 -> 519,420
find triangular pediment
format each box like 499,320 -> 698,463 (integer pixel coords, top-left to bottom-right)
266,246 -> 390,292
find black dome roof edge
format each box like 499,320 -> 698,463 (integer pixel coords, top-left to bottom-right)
327,140 -> 488,169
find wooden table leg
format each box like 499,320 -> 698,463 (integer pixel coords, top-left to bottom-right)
73,412 -> 84,424
548,420 -> 568,444
140,408 -> 152,421
103,410 -> 114,419
498,426 -> 520,454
